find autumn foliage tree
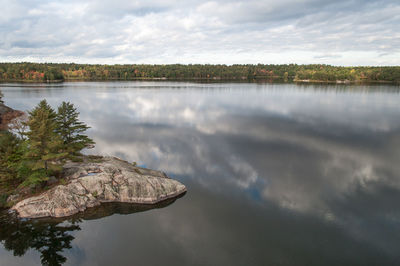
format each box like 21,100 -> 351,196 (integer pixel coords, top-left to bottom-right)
1,63 -> 400,83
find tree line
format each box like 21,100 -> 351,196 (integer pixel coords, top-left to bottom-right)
0,62 -> 400,83
0,99 -> 94,203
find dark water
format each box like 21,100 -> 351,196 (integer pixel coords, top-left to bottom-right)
1,82 -> 400,265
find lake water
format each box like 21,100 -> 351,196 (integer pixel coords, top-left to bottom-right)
1,82 -> 400,265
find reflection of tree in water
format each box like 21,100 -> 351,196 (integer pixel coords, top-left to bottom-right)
0,195 -> 183,265
0,212 -> 80,265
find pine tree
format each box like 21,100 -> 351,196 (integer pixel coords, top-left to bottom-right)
22,100 -> 66,187
0,131 -> 24,189
56,101 -> 94,155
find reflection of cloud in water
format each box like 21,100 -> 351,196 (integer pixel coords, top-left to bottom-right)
3,82 -> 400,263
94,83 -> 400,133
65,183 -> 398,265
72,83 -> 400,254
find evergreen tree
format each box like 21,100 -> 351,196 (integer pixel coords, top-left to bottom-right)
56,101 -> 94,155
0,131 -> 24,189
22,100 -> 66,187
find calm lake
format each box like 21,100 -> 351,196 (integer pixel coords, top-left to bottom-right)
1,82 -> 400,265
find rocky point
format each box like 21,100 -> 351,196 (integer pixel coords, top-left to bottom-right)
11,156 -> 186,218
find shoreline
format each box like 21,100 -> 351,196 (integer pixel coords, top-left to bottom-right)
0,78 -> 399,85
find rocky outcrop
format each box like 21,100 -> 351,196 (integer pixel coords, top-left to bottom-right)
11,157 -> 186,218
0,103 -> 24,130
0,102 -> 13,115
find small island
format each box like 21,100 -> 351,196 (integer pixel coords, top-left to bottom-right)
12,156 -> 186,218
0,93 -> 186,218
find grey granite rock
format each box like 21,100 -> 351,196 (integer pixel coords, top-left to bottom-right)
11,157 -> 186,218
0,102 -> 13,116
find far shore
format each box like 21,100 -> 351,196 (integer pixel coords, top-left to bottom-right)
0,78 -> 399,85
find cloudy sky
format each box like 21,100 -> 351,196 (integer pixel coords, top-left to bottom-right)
1,0 -> 399,65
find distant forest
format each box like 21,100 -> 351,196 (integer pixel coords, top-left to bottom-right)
0,62 -> 400,83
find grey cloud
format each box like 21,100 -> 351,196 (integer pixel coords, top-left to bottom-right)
0,0 -> 399,64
